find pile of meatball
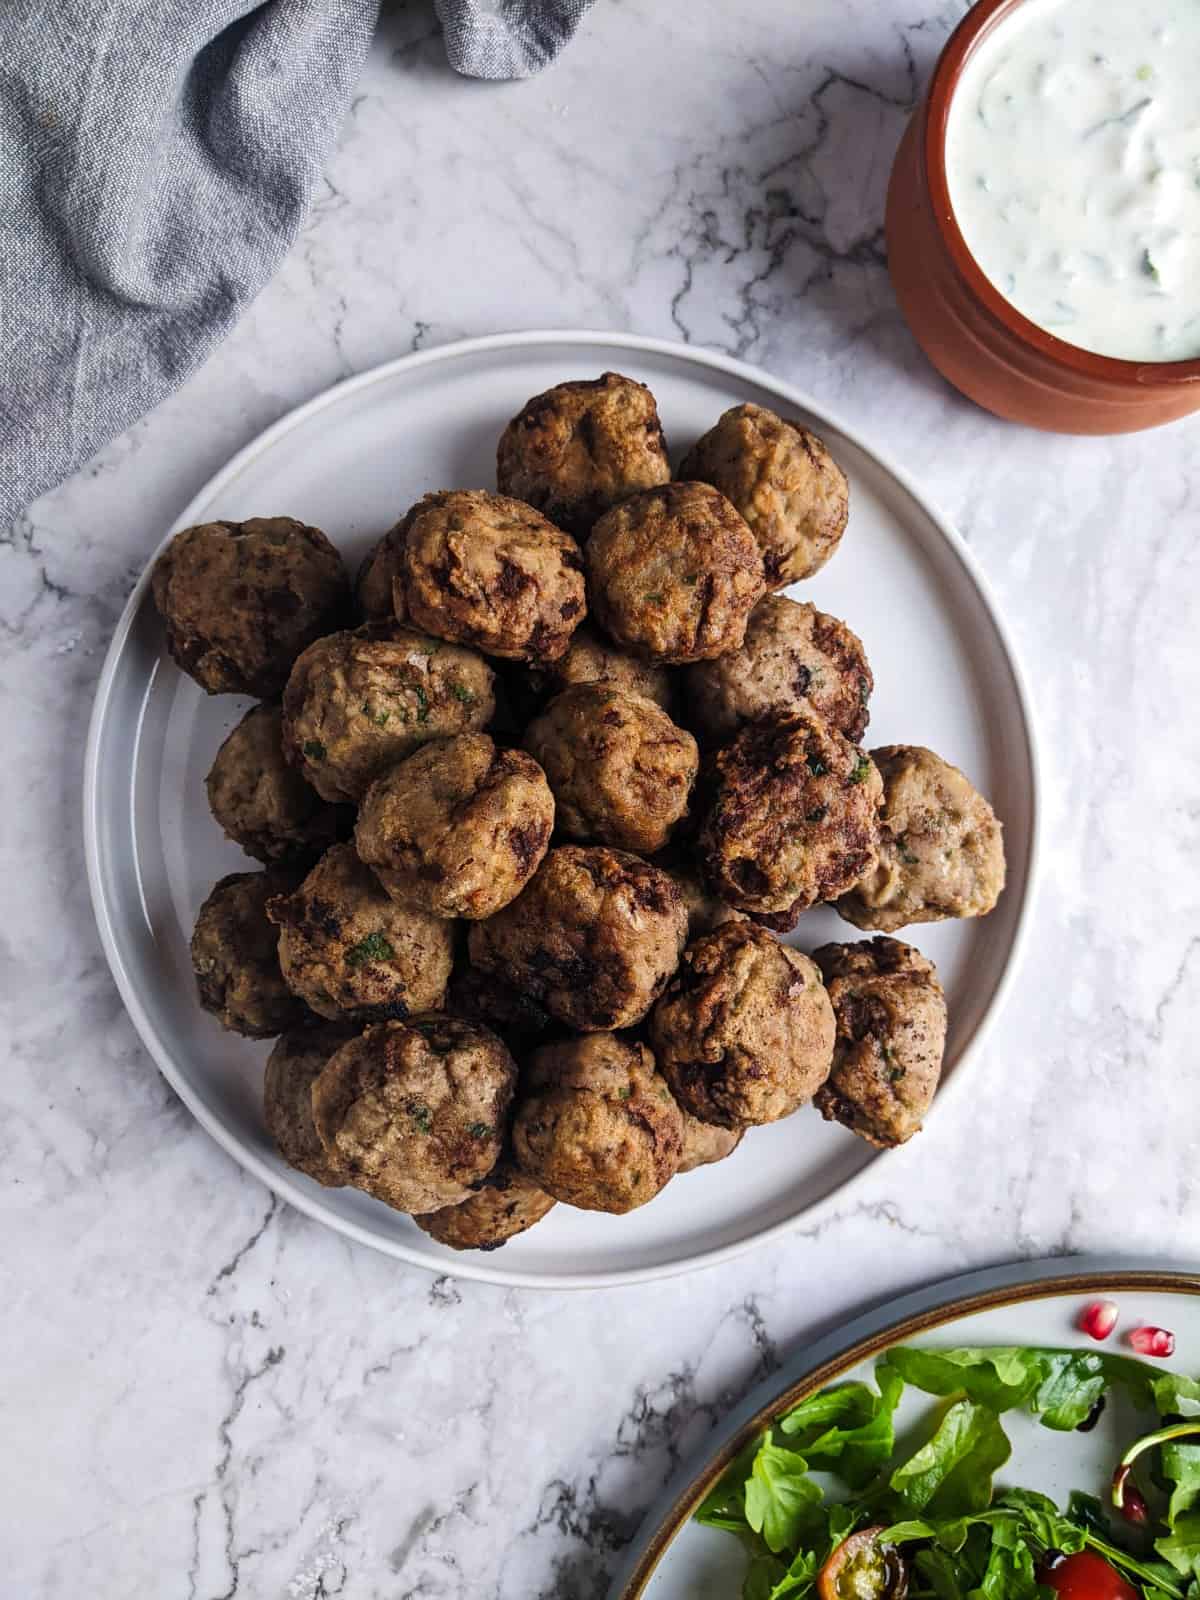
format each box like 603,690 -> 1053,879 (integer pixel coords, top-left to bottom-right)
156,373 -> 1006,1254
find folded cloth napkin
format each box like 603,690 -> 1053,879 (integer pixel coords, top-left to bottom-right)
0,0 -> 594,528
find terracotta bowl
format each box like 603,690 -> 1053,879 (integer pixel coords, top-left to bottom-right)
886,0 -> 1200,434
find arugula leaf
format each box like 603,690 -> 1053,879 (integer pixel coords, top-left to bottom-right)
778,1385 -> 871,1435
885,1345 -> 1160,1429
1163,1437 -> 1200,1525
1157,1513 -> 1200,1578
743,1553 -> 789,1600
695,1437 -> 758,1533
884,1346 -> 1042,1412
890,1400 -> 1011,1516
1154,1374 -> 1200,1417
744,1442 -> 823,1554
915,1547 -> 968,1600
1067,1489 -> 1109,1535
778,1365 -> 904,1489
971,1524 -> 1044,1600
766,1549 -> 819,1600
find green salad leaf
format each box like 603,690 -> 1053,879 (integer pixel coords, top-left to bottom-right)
891,1399 -> 1012,1516
696,1342 -> 1200,1600
779,1366 -> 904,1488
744,1443 -> 823,1554
884,1344 -> 1160,1429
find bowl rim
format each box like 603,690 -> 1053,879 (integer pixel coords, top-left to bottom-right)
924,0 -> 1200,388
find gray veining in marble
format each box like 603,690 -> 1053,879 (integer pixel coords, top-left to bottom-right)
5,1 -> 1200,1594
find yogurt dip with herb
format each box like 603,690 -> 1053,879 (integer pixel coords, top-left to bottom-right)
945,0 -> 1200,363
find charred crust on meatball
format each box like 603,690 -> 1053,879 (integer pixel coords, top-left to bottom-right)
698,712 -> 882,925
151,516 -> 349,698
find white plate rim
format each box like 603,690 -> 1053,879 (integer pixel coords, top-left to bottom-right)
83,328 -> 1044,1290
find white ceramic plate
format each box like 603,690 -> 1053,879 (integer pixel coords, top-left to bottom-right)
84,330 -> 1039,1289
610,1258 -> 1200,1597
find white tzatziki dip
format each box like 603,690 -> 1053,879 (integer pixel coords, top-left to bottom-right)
945,0 -> 1200,362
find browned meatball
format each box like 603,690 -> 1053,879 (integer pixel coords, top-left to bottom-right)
678,1114 -> 744,1173
151,517 -> 348,697
190,867 -> 309,1038
311,1016 -> 516,1214
496,373 -> 672,537
679,404 -> 849,586
837,745 -> 1006,932
512,1034 -> 683,1213
814,937 -> 948,1147
206,702 -> 347,865
263,1020 -> 358,1184
545,622 -> 676,713
282,622 -> 495,803
415,1158 -> 556,1250
699,713 -> 882,929
445,966 -> 558,1054
650,922 -> 834,1128
523,686 -> 698,854
355,734 -> 555,920
468,846 -> 687,1032
268,842 -> 454,1022
653,854 -> 747,941
684,595 -> 873,747
355,520 -> 409,623
586,483 -> 766,663
400,489 -> 586,662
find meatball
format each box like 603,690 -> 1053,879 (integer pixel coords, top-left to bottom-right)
523,685 -> 698,854
678,1113 -> 744,1174
355,734 -> 555,920
684,595 -> 873,747
445,965 -> 558,1054
813,937 -> 948,1147
355,520 -> 409,623
415,1158 -> 556,1250
699,713 -> 882,929
496,372 -> 671,537
206,702 -> 347,865
836,745 -> 1005,932
679,404 -> 849,586
282,622 -> 495,804
512,1034 -> 683,1214
545,622 -> 676,713
190,867 -> 308,1038
151,517 -> 348,697
311,1016 -> 516,1214
587,483 -> 765,664
400,489 -> 586,662
468,846 -> 687,1032
650,922 -> 835,1128
263,1020 -> 358,1184
268,842 -> 454,1022
654,853 -> 747,940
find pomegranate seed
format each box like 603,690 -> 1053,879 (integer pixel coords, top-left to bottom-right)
1079,1299 -> 1119,1341
1112,1464 -> 1150,1526
1129,1325 -> 1176,1358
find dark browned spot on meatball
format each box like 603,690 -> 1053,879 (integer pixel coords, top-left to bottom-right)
509,820 -> 550,873
497,560 -> 531,598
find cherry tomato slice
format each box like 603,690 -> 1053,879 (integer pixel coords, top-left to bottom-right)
1040,1550 -> 1140,1600
817,1528 -> 909,1600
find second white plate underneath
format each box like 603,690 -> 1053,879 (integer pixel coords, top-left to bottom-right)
85,331 -> 1039,1288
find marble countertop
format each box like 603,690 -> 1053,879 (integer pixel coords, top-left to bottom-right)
6,1 -> 1200,1594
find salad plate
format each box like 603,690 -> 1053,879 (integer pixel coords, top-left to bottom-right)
84,330 -> 1038,1288
609,1256 -> 1200,1597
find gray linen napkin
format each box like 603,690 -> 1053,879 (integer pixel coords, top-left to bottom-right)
0,0 -> 595,527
